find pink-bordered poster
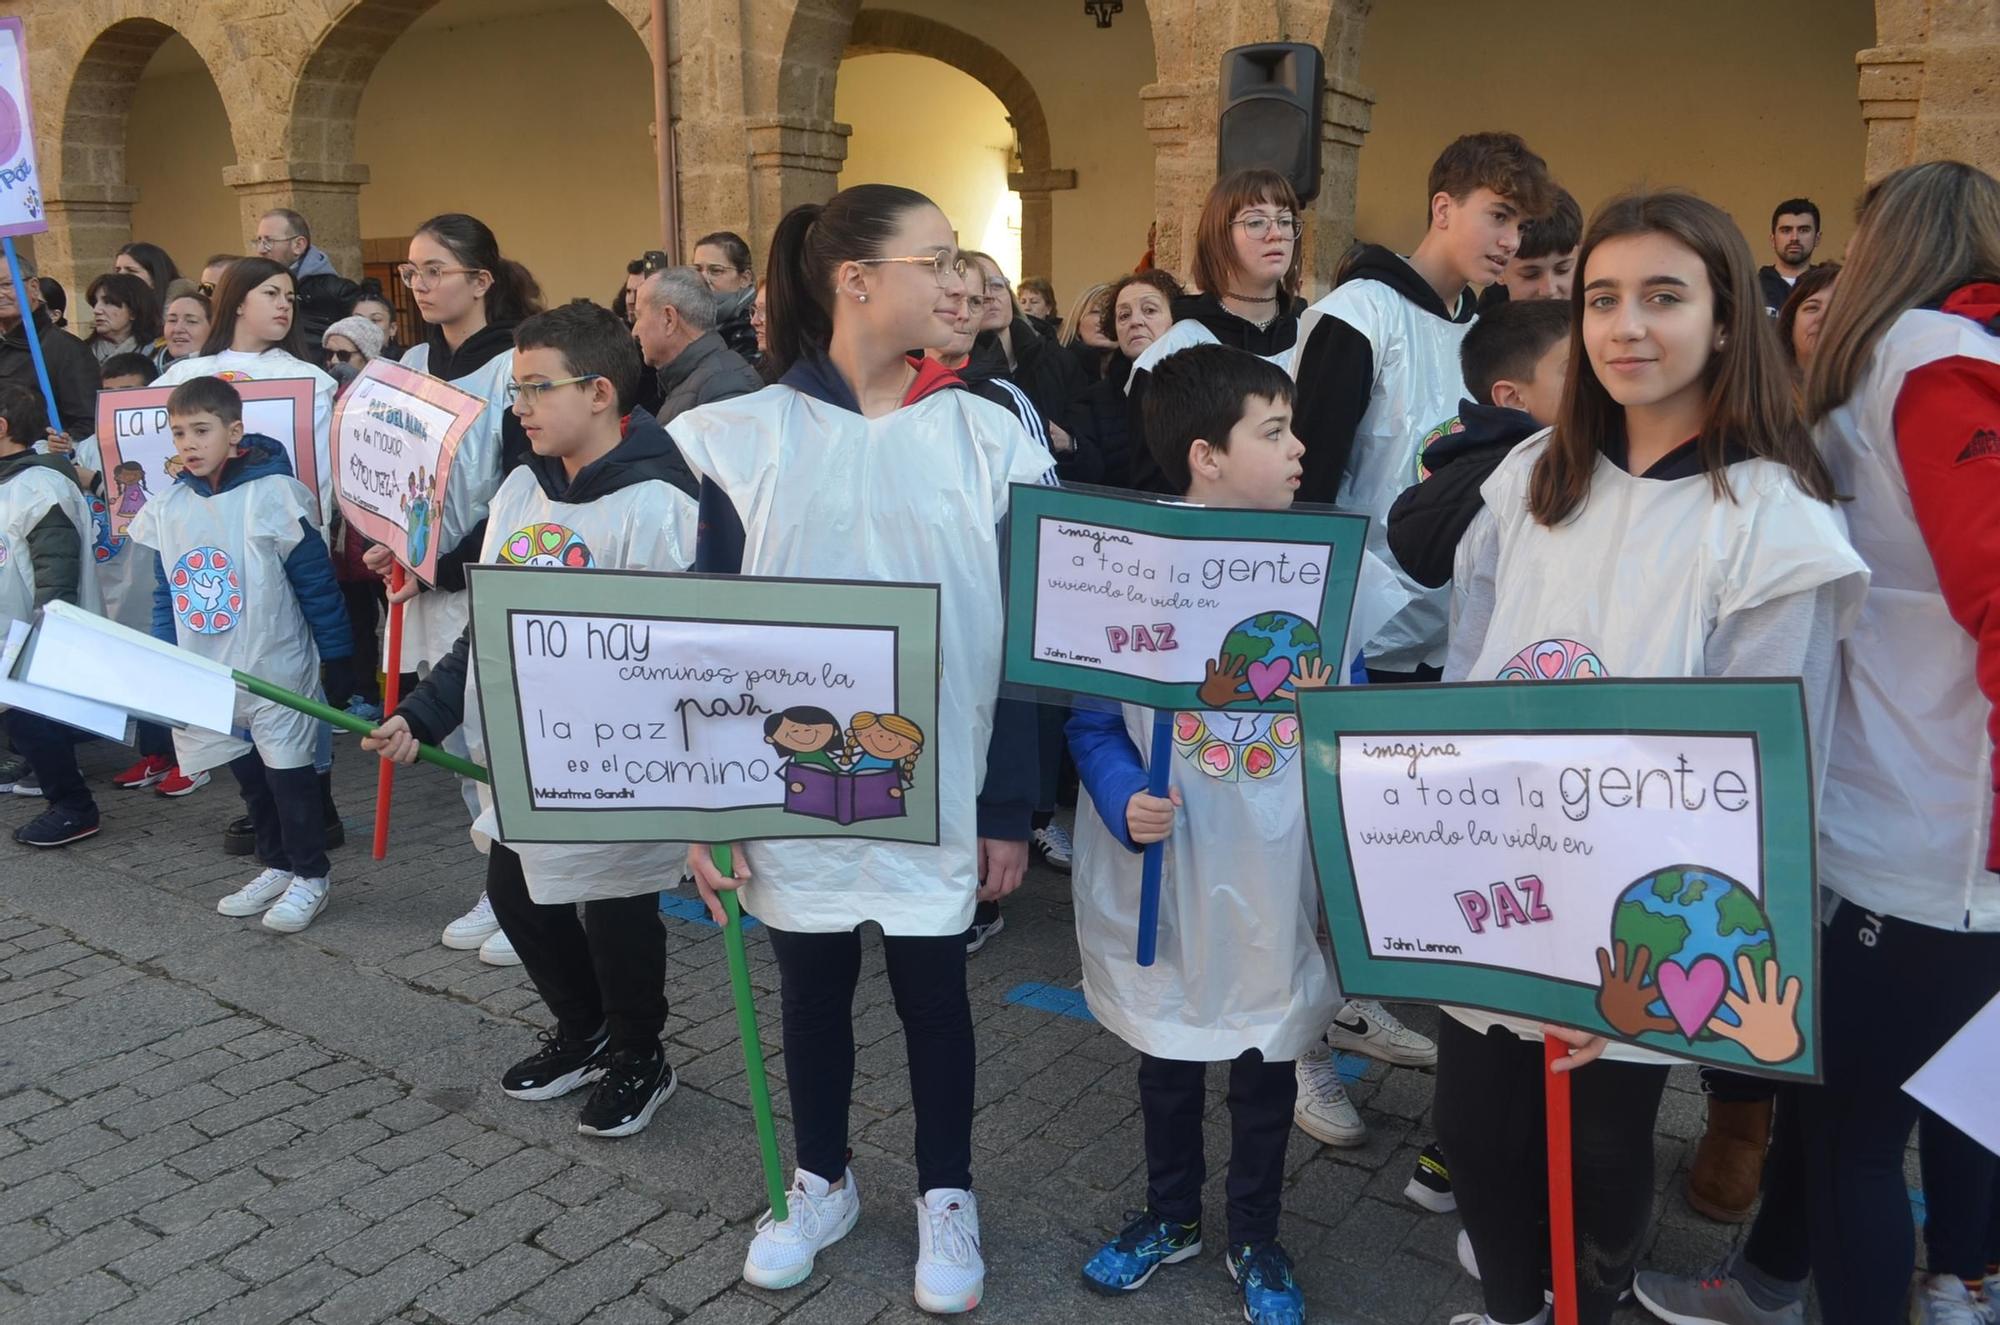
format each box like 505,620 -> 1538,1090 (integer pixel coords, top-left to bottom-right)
97,379 -> 320,538
331,358 -> 485,586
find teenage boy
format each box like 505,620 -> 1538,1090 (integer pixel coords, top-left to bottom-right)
1760,198 -> 1821,315
1479,187 -> 1582,309
1292,129 -> 1554,685
1388,298 -> 1573,590
0,384 -> 104,846
130,377 -> 354,928
365,300 -> 699,1139
1068,345 -> 1334,1325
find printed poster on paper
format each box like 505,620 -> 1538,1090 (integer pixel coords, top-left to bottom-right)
97,380 -> 319,536
332,358 -> 483,585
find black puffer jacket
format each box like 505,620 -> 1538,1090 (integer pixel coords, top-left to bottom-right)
1384,399 -> 1543,588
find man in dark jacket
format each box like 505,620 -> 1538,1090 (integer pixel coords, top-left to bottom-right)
1759,198 -> 1821,315
255,209 -> 360,345
631,267 -> 762,425
0,258 -> 99,439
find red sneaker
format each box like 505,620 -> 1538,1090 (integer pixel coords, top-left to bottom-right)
110,754 -> 173,789
156,767 -> 211,798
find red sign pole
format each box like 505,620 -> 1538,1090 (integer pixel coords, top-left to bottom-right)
1544,1032 -> 1579,1325
370,567 -> 406,860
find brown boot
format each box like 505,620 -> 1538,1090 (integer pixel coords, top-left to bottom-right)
1685,1096 -> 1773,1222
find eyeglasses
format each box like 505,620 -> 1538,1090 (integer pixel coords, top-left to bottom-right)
396,263 -> 484,290
1232,212 -> 1302,240
252,233 -> 300,252
693,263 -> 736,281
854,250 -> 971,287
504,375 -> 601,409
964,294 -> 989,310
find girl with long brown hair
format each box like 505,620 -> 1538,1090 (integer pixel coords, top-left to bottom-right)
1436,191 -> 1866,1325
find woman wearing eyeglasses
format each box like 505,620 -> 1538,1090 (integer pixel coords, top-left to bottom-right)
963,251 -> 1091,440
1123,169 -> 1308,491
674,184 -> 1053,1315
358,212 -> 543,967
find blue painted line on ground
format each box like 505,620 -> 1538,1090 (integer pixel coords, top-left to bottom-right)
658,893 -> 760,931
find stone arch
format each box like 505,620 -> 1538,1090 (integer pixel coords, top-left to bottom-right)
843,10 -> 1072,280
36,9 -> 244,301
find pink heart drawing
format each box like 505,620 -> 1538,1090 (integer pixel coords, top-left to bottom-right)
1655,956 -> 1729,1040
1245,656 -> 1293,701
1534,642 -> 1569,679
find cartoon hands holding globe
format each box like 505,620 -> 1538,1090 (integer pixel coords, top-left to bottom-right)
1196,612 -> 1334,709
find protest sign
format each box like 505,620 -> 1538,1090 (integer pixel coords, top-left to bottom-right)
1906,991 -> 2000,1157
332,359 -> 483,585
468,565 -> 941,847
0,20 -> 47,241
1002,483 -> 1367,714
1299,679 -> 1821,1079
98,380 -> 319,531
0,619 -> 130,742
13,600 -> 237,735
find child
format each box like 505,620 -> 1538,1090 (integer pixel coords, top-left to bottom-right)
1632,161 -> 2000,1325
130,377 -> 355,932
764,707 -> 845,773
1067,344 -> 1334,1325
1386,298 -> 1572,590
845,711 -> 923,784
365,299 -> 697,1139
1293,131 -> 1554,683
677,183 -> 1050,1315
1481,187 -> 1582,309
1437,191 -> 1866,1325
361,213 -> 542,964
0,384 -> 104,846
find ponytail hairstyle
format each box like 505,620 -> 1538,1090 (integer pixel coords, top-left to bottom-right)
412,213 -> 543,327
1528,190 -> 1836,526
200,257 -> 308,360
843,711 -> 926,784
1804,161 -> 2000,423
763,183 -> 939,379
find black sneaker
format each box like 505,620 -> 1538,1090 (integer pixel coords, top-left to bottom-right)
1404,1142 -> 1455,1213
222,815 -> 256,856
965,904 -> 1005,955
577,1047 -> 676,1138
502,1029 -> 609,1101
14,805 -> 101,848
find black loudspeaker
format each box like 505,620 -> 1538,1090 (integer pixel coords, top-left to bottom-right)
1217,42 -> 1325,204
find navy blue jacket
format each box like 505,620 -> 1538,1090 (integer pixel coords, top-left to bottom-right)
149,438 -> 352,665
687,353 -> 1040,840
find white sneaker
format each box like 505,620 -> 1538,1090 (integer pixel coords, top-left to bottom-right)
1449,1313 -> 1547,1325
1324,998 -> 1437,1067
1913,1273 -> 1992,1325
1293,1045 -> 1366,1146
262,876 -> 329,932
1457,1227 -> 1479,1279
479,929 -> 521,967
742,1167 -> 861,1290
442,892 -> 501,949
218,868 -> 295,917
913,1188 -> 983,1314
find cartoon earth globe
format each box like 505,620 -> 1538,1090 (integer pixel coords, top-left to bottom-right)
1216,611 -> 1323,702
405,498 -> 432,568
1610,866 -> 1774,1040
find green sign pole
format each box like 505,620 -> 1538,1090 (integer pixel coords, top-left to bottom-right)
233,667 -> 487,781
711,845 -> 789,1223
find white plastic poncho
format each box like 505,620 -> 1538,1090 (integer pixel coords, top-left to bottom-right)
1815,307 -> 2000,931
1072,702 -> 1338,1061
461,463 -> 699,904
1296,280 -> 1471,672
395,343 -> 511,668
1446,433 -> 1869,1059
1127,318 -> 1298,384
128,469 -> 325,775
154,349 -> 338,524
0,464 -> 102,632
668,384 -> 1054,936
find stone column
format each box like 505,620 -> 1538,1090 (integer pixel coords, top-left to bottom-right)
220,160 -> 372,279
35,183 -> 140,306
744,114 -> 851,253
1008,168 -> 1078,281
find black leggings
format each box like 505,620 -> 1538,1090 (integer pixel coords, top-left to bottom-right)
228,754 -> 327,880
1741,900 -> 2000,1321
1433,1016 -> 1670,1325
484,844 -> 666,1052
1139,1049 -> 1296,1246
768,925 -> 973,1193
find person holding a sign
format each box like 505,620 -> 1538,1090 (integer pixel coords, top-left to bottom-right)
365,300 -> 697,1138
1635,162 -> 2000,1325
1066,346 -> 1331,1325
677,183 -> 1055,1316
1435,192 -> 1866,1325
130,376 -> 355,933
154,257 -> 337,524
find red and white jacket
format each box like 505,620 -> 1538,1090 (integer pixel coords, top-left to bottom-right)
1816,282 -> 2000,931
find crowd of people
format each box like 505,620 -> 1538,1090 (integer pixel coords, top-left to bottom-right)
0,130 -> 1994,1325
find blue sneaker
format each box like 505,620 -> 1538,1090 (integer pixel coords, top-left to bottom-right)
1081,1209 -> 1202,1294
1227,1241 -> 1305,1324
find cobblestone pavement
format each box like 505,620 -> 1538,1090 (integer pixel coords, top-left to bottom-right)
0,740 -> 1816,1324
